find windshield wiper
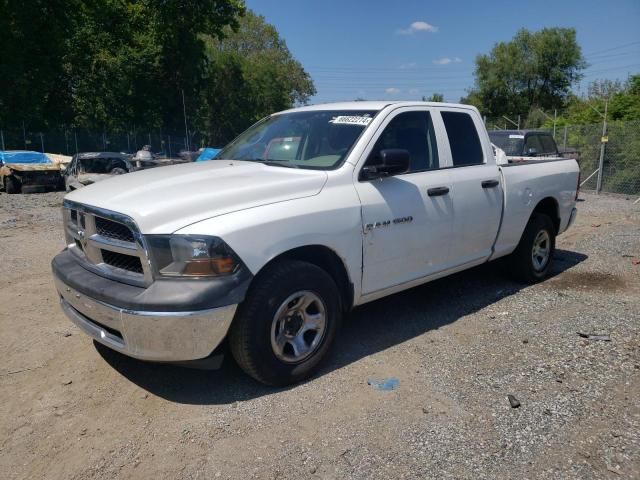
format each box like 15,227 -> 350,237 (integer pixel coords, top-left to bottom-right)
253,159 -> 299,169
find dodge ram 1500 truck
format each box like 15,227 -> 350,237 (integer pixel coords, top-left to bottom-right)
52,102 -> 579,386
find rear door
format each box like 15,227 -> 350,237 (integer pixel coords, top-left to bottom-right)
437,109 -> 503,266
354,107 -> 454,294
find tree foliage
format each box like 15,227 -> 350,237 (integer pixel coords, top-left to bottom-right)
422,93 -> 444,102
463,28 -> 586,117
0,1 -> 314,144
198,11 -> 315,145
0,0 -> 77,128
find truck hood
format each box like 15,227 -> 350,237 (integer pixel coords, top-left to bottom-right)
64,160 -> 328,233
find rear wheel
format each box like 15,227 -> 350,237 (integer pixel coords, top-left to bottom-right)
110,167 -> 127,175
5,176 -> 21,194
509,213 -> 555,283
229,260 -> 342,386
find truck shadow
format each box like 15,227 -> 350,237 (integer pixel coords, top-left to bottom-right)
96,248 -> 587,405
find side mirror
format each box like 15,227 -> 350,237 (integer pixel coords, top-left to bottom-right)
526,147 -> 538,157
361,149 -> 410,180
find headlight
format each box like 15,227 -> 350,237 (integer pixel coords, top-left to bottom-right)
146,235 -> 240,278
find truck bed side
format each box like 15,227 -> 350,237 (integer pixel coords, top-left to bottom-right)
492,158 -> 579,259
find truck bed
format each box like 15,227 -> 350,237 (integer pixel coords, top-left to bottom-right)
493,158 -> 580,259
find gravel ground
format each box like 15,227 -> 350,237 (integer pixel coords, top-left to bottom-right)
0,190 -> 638,480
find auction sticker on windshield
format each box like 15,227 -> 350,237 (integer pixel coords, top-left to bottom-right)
329,115 -> 373,126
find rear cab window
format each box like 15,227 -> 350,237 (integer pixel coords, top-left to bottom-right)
524,135 -> 543,155
441,111 -> 484,166
538,135 -> 558,155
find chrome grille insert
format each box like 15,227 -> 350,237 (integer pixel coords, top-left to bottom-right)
95,216 -> 135,243
63,200 -> 152,287
101,250 -> 144,274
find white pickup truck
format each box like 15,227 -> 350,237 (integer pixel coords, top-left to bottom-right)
52,101 -> 579,386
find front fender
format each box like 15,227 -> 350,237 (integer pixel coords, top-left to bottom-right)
174,188 -> 364,301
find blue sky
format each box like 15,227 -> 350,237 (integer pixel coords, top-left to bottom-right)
244,0 -> 640,104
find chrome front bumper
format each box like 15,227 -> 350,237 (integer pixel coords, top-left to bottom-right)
54,275 -> 237,362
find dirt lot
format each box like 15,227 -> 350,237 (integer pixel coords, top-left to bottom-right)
1,191 -> 639,480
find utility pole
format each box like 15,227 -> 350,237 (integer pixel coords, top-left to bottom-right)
595,99 -> 608,193
182,89 -> 190,152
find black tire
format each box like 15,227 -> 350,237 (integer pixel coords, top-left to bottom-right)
5,176 -> 21,194
229,260 -> 342,386
110,167 -> 127,175
509,213 -> 556,283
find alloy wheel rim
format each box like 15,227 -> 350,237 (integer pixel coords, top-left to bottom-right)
531,230 -> 551,271
270,291 -> 327,363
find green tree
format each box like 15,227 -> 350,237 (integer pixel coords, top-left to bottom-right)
0,0 -> 246,134
423,93 -> 444,102
0,0 -> 77,128
198,11 -> 316,145
464,28 -> 586,117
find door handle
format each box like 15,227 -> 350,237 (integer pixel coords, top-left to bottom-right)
481,179 -> 500,188
427,186 -> 450,196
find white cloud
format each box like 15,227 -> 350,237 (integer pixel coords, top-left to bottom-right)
397,21 -> 438,35
408,88 -> 420,95
399,62 -> 417,69
433,57 -> 462,65
385,87 -> 401,95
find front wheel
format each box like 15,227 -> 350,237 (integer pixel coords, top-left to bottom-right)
509,213 -> 556,283
229,260 -> 342,386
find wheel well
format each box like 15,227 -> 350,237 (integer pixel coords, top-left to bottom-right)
532,197 -> 560,234
111,160 -> 128,171
262,245 -> 354,312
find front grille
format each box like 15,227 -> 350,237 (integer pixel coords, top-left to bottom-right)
95,216 -> 135,243
101,250 -> 143,274
64,201 -> 151,286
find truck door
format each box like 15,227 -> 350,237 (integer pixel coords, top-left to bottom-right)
355,108 -> 454,295
437,110 -> 502,266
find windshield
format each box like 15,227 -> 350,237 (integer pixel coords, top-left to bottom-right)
488,133 -> 524,156
215,110 -> 378,170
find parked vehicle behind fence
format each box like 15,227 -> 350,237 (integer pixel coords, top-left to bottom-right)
0,150 -> 62,194
489,130 -> 564,162
52,101 -> 580,386
63,152 -> 135,191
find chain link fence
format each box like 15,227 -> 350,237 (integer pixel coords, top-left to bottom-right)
0,127 -> 213,158
486,119 -> 640,198
2,120 -> 639,198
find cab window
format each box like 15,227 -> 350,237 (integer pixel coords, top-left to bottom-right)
524,135 -> 543,155
539,135 -> 557,155
441,111 -> 484,166
366,111 -> 439,172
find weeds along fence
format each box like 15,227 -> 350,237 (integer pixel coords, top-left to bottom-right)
0,127 -> 212,158
486,120 -> 640,198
